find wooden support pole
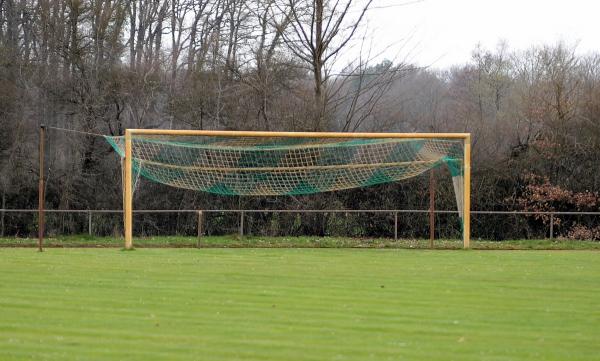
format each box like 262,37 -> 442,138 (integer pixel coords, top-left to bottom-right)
38,125 -> 46,252
124,130 -> 133,249
429,169 -> 435,249
121,129 -> 471,247
549,213 -> 554,239
128,129 -> 471,139
463,136 -> 471,249
197,211 -> 203,248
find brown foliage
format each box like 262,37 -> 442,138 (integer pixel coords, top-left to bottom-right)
517,174 -> 599,215
566,224 -> 600,241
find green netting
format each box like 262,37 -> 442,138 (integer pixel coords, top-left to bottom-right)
105,135 -> 464,197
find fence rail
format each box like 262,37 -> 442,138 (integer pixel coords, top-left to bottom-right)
2,209 -> 600,240
3,208 -> 600,214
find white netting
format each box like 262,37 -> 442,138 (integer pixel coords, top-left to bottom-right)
106,135 -> 464,197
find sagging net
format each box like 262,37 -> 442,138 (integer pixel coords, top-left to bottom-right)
105,134 -> 464,201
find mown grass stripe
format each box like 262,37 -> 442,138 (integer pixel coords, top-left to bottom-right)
0,248 -> 598,361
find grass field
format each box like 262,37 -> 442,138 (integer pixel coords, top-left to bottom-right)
2,235 -> 600,249
1,248 -> 599,360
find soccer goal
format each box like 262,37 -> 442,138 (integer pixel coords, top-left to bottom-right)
105,130 -> 471,249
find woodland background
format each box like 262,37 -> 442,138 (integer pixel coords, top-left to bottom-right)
1,0 -> 599,240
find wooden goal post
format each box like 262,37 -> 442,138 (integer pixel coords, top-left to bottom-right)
123,130 -> 471,249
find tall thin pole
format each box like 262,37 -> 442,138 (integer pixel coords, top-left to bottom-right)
124,130 -> 133,249
463,136 -> 471,249
38,125 -> 46,252
429,169 -> 435,249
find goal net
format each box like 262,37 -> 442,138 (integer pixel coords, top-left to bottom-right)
105,130 -> 470,247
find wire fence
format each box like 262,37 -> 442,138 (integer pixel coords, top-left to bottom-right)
1,209 -> 600,240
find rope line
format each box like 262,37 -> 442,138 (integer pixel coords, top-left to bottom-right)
45,126 -> 108,138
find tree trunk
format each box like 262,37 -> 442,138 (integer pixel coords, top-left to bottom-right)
313,0 -> 325,130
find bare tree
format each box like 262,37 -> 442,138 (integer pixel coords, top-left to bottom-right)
278,0 -> 373,130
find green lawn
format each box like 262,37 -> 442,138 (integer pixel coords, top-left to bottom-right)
2,235 -> 600,249
1,249 -> 599,360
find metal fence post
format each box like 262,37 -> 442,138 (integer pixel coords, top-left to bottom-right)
197,211 -> 203,248
239,211 -> 244,237
88,211 -> 92,236
549,213 -> 554,239
394,211 -> 398,240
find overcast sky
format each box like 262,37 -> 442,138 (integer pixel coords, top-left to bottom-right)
360,0 -> 600,68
